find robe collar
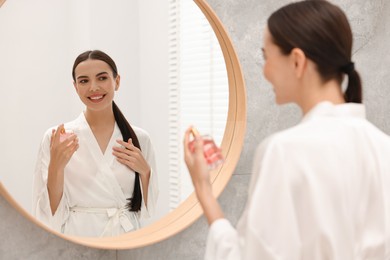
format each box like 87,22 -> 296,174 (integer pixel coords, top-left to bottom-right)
302,101 -> 366,123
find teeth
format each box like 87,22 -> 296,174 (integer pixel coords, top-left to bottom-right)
90,95 -> 103,100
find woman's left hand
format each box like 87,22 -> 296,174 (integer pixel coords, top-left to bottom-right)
113,138 -> 150,177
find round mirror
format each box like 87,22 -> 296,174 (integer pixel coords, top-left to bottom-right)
0,0 -> 246,249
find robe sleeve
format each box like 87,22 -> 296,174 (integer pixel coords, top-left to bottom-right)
205,135 -> 302,260
138,134 -> 159,219
32,129 -> 70,233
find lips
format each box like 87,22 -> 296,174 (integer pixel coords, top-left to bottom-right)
88,94 -> 106,102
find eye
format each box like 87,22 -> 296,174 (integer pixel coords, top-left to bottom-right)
98,76 -> 108,81
79,79 -> 88,84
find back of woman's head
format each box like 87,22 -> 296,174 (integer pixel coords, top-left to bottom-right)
72,50 -> 118,81
268,0 -> 362,103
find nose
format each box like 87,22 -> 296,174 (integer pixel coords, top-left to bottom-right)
89,79 -> 100,92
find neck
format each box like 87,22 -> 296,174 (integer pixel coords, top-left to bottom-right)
84,105 -> 115,128
298,79 -> 345,115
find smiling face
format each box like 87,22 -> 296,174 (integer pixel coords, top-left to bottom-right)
73,59 -> 120,113
262,27 -> 299,105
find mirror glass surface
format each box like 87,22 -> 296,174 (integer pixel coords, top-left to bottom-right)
0,0 -> 228,233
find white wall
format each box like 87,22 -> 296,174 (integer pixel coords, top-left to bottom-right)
0,0 -> 83,212
138,0 -> 170,223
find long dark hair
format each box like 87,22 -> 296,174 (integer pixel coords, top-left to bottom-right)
72,50 -> 142,212
268,0 -> 362,103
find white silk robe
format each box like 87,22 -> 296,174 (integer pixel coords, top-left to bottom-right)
33,113 -> 158,237
206,102 -> 390,260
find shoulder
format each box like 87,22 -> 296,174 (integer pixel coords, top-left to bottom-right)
130,125 -> 155,155
132,125 -> 151,139
256,116 -> 390,161
131,125 -> 153,145
253,120 -> 334,163
257,123 -> 309,152
360,119 -> 390,141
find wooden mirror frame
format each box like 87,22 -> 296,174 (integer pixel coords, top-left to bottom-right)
0,0 -> 246,249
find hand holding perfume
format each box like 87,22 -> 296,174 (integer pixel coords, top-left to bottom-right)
188,127 -> 224,170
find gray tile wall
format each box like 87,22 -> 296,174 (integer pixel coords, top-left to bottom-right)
1,0 -> 389,259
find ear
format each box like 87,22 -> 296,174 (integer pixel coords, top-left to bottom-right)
115,75 -> 121,91
290,48 -> 307,79
73,81 -> 78,92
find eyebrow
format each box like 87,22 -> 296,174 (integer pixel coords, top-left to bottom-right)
76,71 -> 109,80
96,72 -> 109,77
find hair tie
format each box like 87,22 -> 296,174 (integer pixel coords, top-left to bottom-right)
341,62 -> 355,75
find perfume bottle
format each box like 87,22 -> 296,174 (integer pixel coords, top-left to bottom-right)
59,128 -> 74,143
189,128 -> 224,170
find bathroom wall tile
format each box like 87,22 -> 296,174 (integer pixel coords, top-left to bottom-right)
0,195 -> 116,260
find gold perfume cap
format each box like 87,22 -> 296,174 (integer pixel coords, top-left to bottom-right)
190,127 -> 200,136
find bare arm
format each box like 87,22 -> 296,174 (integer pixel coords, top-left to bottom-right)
183,128 -> 224,225
47,166 -> 65,215
47,125 -> 78,215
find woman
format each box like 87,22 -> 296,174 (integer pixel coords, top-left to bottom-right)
33,50 -> 158,237
184,1 -> 390,259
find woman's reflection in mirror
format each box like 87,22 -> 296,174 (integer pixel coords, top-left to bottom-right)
184,1 -> 390,259
32,50 -> 158,237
